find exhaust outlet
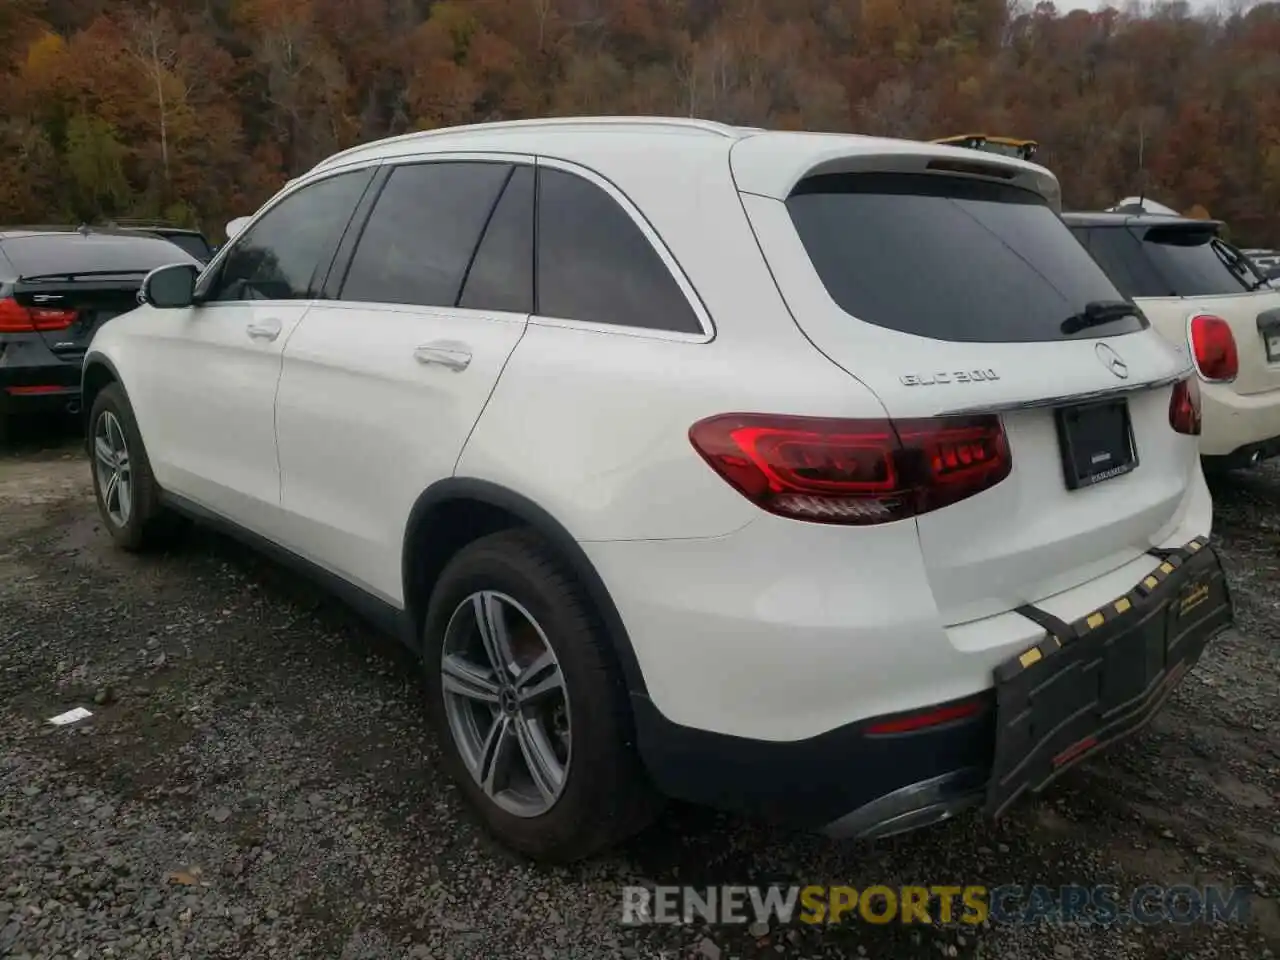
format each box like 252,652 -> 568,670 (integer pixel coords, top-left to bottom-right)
66,399 -> 82,415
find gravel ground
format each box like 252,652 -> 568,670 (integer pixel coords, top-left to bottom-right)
1,421 -> 1277,960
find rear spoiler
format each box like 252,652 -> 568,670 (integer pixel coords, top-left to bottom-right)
17,269 -> 149,283
731,135 -> 1062,211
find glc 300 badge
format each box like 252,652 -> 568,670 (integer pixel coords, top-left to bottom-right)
900,369 -> 1000,386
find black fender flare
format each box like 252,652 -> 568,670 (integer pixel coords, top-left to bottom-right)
401,477 -> 649,697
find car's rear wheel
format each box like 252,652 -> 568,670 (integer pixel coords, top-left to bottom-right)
421,528 -> 660,862
89,383 -> 179,551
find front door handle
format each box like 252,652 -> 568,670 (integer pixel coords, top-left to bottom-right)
247,319 -> 282,342
414,342 -> 472,371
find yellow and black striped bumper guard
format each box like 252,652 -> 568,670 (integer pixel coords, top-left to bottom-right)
986,537 -> 1234,819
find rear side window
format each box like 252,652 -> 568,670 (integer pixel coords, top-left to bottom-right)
535,167 -> 702,334
340,161 -> 512,308
787,172 -> 1140,343
1070,226 -> 1172,298
459,165 -> 534,314
1138,225 -> 1262,297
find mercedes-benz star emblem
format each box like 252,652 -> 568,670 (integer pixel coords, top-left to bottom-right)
1095,342 -> 1129,379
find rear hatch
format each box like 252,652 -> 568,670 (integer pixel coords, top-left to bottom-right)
1072,219 -> 1280,397
2,232 -> 197,361
734,148 -> 1195,626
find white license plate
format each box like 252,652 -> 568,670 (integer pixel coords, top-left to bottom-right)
1268,333 -> 1280,362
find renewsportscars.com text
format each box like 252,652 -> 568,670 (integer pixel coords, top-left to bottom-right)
621,884 -> 1252,927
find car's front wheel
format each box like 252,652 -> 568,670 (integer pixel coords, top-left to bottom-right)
89,383 -> 178,551
421,529 -> 660,862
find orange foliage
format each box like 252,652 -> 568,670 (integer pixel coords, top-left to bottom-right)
0,0 -> 1277,244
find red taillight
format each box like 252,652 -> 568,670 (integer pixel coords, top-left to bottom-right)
0,297 -> 77,333
1169,378 -> 1201,436
688,413 -> 1012,525
1188,314 -> 1237,382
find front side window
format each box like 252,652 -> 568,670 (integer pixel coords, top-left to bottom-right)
339,161 -> 512,309
535,167 -> 702,334
206,169 -> 372,302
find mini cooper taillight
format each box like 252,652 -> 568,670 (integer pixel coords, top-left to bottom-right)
688,413 -> 1012,525
1188,314 -> 1238,382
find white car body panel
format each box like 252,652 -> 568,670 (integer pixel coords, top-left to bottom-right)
274,302 -> 528,603
86,116 -> 1217,754
95,299 -> 308,540
1135,288 -> 1280,457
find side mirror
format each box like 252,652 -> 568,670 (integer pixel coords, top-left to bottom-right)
225,216 -> 252,242
141,263 -> 199,309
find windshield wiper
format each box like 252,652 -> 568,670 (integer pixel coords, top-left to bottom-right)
1060,300 -> 1141,335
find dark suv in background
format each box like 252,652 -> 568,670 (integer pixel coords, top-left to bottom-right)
0,226 -> 201,442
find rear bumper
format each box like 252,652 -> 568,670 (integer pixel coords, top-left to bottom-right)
631,538 -> 1232,839
1199,382 -> 1280,458
0,340 -> 82,415
0,372 -> 81,417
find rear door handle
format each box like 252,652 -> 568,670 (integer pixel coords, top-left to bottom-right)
414,342 -> 472,371
247,319 -> 282,342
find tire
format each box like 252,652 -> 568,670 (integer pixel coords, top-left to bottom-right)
88,383 -> 180,551
421,528 -> 661,862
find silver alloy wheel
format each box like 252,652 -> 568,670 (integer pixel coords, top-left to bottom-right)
440,591 -> 572,818
93,411 -> 132,527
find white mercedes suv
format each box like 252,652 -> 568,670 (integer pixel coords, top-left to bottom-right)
81,117 -> 1234,862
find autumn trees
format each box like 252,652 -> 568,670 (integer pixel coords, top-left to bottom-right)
1,0 -> 1279,246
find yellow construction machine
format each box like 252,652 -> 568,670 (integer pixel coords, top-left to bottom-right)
932,134 -> 1038,163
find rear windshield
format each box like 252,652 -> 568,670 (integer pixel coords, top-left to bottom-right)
1071,224 -> 1268,298
787,173 -> 1141,343
0,233 -> 198,277
156,232 -> 213,261
1137,225 -> 1264,297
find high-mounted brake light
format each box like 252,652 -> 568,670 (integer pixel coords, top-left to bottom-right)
1187,314 -> 1237,382
0,297 -> 77,333
1169,379 -> 1201,436
688,413 -> 1012,525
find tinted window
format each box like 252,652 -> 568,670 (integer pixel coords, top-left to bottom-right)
787,173 -> 1140,343
535,167 -> 701,334
340,161 -> 511,308
1071,226 -> 1171,299
1139,226 -> 1260,297
459,165 -> 534,314
209,170 -> 370,302
0,233 -> 198,277
159,233 -> 213,262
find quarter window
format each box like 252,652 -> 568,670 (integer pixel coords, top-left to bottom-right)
535,167 -> 702,334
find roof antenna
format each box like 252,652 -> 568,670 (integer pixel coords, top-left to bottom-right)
1136,116 -> 1147,214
